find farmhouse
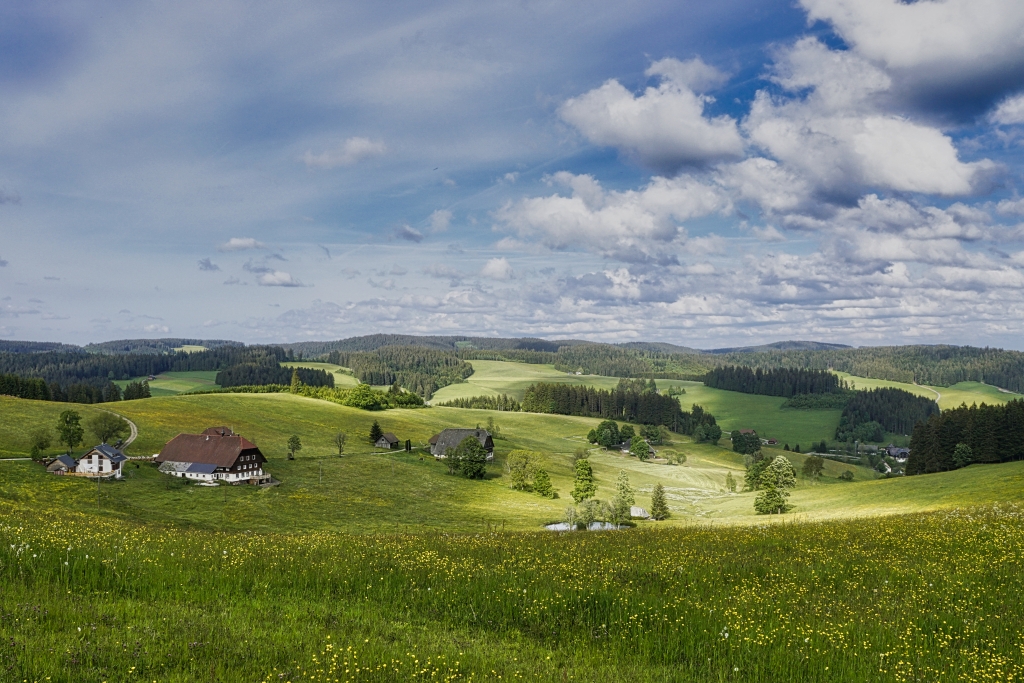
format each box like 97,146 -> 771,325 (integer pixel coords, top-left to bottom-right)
375,432 -> 400,449
74,444 -> 128,479
46,455 -> 78,475
429,428 -> 494,460
155,427 -> 271,485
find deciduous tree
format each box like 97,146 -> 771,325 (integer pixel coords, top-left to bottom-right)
571,458 -> 597,504
88,412 -> 129,444
332,432 -> 346,455
287,435 -> 302,460
56,410 -> 84,455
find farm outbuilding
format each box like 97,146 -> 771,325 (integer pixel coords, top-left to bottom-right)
375,433 -> 400,449
429,429 -> 494,460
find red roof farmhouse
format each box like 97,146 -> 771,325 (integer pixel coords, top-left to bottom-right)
155,426 -> 271,485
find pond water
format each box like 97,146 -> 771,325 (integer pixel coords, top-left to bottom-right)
544,522 -> 622,531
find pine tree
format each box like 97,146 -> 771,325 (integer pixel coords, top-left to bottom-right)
290,369 -> 301,394
369,420 -> 383,444
725,471 -> 736,492
615,470 -> 635,506
533,469 -> 555,498
650,483 -> 669,520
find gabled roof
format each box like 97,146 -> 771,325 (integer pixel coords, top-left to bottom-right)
48,455 -> 77,470
88,443 -> 127,463
203,426 -> 234,436
378,433 -> 399,444
186,462 -> 218,474
156,431 -> 262,467
430,429 -> 493,455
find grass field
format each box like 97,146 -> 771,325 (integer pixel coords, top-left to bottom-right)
113,370 -> 220,397
835,372 -> 1023,410
429,360 -> 622,403
282,361 -> 361,388
3,392 -> 1024,680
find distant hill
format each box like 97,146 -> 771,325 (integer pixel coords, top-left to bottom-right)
0,340 -> 82,354
616,341 -> 704,355
84,338 -> 245,355
707,341 -> 852,354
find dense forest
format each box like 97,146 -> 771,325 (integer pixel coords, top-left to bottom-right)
835,388 -> 939,442
0,374 -> 52,400
703,366 -> 844,397
327,346 -> 474,399
907,400 -> 1024,474
521,379 -> 717,435
83,338 -> 244,355
215,364 -> 333,388
434,394 -> 522,411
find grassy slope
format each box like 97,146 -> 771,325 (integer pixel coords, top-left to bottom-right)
114,370 -> 220,397
5,392 -> 1021,532
429,360 -> 621,403
282,360 -> 361,388
836,372 -> 1023,410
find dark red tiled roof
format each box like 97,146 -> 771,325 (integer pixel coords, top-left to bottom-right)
156,432 -> 262,467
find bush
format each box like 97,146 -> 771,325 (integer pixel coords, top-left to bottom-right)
838,470 -> 855,481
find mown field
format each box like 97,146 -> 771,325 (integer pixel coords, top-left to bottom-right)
282,361 -> 361,388
113,370 -> 220,397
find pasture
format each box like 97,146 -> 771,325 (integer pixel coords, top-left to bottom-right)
114,370 -> 219,397
282,361 -> 361,388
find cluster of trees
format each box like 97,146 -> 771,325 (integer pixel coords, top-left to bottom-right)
732,430 -> 762,455
523,379 -> 717,435
0,374 -> 51,400
703,366 -> 844,397
835,388 -> 938,442
504,450 -> 555,498
216,361 -> 333,388
435,394 -> 521,411
782,391 -> 855,410
907,399 -> 1024,474
291,382 -> 424,411
442,436 -> 489,479
28,409 -> 131,458
326,346 -> 473,399
564,463 -> 669,527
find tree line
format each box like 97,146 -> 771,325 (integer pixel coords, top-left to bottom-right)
703,366 -> 844,397
522,379 -> 717,435
216,363 -> 333,388
326,346 -> 473,399
435,394 -> 522,411
836,387 -> 938,442
907,399 -> 1024,474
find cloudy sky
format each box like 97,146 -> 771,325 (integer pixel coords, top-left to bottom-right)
2,0 -> 1024,348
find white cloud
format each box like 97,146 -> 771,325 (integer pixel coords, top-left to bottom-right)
559,58 -> 743,172
646,57 -> 729,92
495,172 -> 727,260
219,237 -> 266,252
991,93 -> 1024,125
997,198 -> 1024,216
429,209 -> 452,233
745,39 -> 993,198
302,137 -> 386,169
751,225 -> 786,242
143,324 -> 170,333
257,271 -> 304,287
480,257 -> 514,280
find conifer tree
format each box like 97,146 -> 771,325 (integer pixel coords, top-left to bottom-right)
650,483 -> 669,520
369,420 -> 383,444
290,369 -> 301,394
533,469 -> 555,498
571,458 -> 596,504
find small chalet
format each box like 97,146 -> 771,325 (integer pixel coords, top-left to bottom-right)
429,429 -> 494,460
75,444 -> 128,479
46,455 -> 78,475
155,426 -> 271,485
375,433 -> 400,449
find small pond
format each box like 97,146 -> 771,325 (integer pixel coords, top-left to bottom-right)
544,521 -> 623,531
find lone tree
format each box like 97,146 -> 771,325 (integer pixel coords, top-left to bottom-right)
369,420 -> 383,444
290,369 -> 302,394
754,455 -> 796,515
650,483 -> 669,520
287,435 -> 302,460
725,471 -> 737,492
571,458 -> 597,504
801,454 -> 825,480
88,412 -> 129,445
28,427 -> 52,459
953,442 -> 973,469
56,410 -> 84,455
629,435 -> 651,461
505,450 -> 537,491
332,432 -> 346,455
532,469 -> 555,498
450,436 -> 487,479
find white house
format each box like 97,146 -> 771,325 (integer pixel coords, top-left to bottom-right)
74,444 -> 128,479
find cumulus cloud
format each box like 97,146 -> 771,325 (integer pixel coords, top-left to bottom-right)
197,258 -> 220,271
219,237 -> 266,252
800,0 -> 1024,117
991,93 -> 1024,125
303,137 -> 386,169
495,171 -> 727,261
559,57 -> 743,173
745,38 -> 994,200
143,324 -> 170,333
480,257 -> 514,280
257,271 -> 304,287
396,225 -> 424,243
368,277 -> 396,290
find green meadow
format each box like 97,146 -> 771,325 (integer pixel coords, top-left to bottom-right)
114,370 -> 220,397
282,361 -> 361,388
3,391 -> 1024,681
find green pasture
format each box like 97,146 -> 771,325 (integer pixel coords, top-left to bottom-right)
429,360 -> 621,403
835,372 -> 1022,410
172,344 -> 208,353
282,360 -> 361,388
114,370 -> 219,397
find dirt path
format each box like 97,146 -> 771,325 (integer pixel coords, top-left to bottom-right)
915,383 -> 941,404
100,409 -> 139,448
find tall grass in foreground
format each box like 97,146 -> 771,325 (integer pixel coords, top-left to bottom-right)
1,502 -> 1022,682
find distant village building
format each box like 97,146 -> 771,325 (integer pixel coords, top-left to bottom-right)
375,433 -> 400,449
155,426 -> 271,485
886,444 -> 910,462
429,429 -> 494,460
74,444 -> 128,479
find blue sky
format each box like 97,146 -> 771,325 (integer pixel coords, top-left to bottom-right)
2,0 -> 1024,348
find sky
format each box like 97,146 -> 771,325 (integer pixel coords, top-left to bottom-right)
2,0 -> 1024,349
